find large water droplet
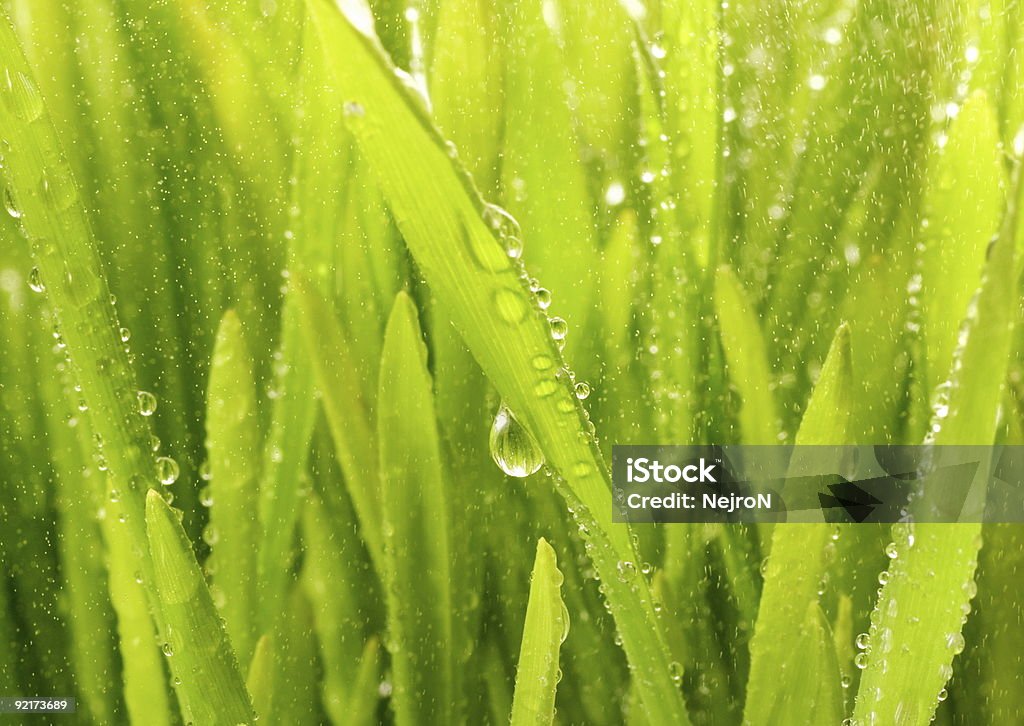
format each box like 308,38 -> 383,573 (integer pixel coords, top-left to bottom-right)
156,456 -> 179,485
488,403 -> 544,478
137,390 -> 157,416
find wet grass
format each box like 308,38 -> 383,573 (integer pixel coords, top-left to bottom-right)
0,0 -> 1022,725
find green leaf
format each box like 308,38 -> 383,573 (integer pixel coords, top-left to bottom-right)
206,309 -> 260,665
306,2 -> 690,722
510,538 -> 569,726
296,281 -> 383,567
715,265 -> 778,443
377,292 -> 453,725
246,635 -> 275,722
853,148 -> 1023,726
767,604 -> 844,725
745,323 -> 853,724
145,490 -> 256,725
921,90 -> 1005,391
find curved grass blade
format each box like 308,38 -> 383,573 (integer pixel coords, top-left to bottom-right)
378,292 -> 453,725
206,309 -> 260,666
145,490 -> 255,725
853,147 -> 1023,726
305,3 -> 690,721
510,538 -> 568,726
744,324 -> 854,725
0,10 -> 198,723
715,265 -> 778,444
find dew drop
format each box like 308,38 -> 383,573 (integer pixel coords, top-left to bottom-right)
535,287 -> 552,310
574,381 -> 591,400
137,390 -> 158,417
669,661 -> 683,685
156,456 -> 180,485
854,652 -> 869,669
884,542 -> 899,559
488,403 -> 544,478
27,266 -> 44,293
161,642 -> 174,657
4,188 -> 20,218
549,317 -> 568,341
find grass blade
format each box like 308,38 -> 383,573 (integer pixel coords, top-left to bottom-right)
715,265 -> 778,443
921,90 -> 1005,390
297,281 -> 383,566
206,310 -> 261,666
377,292 -> 453,725
745,322 -> 853,724
306,3 -> 690,720
145,490 -> 255,725
510,538 -> 569,726
853,146 -> 1023,726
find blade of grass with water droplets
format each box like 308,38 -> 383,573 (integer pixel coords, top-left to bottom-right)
510,538 -> 568,726
378,292 -> 453,725
0,9 -> 193,722
921,91 -> 1004,391
745,323 -> 853,725
853,152 -> 1023,726
145,490 -> 255,724
206,310 -> 260,666
305,2 -> 691,721
501,0 -> 597,372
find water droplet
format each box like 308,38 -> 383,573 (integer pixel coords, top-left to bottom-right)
549,317 -> 568,341
137,390 -> 158,416
937,687 -> 948,702
27,266 -> 44,293
885,542 -> 899,559
945,631 -> 965,654
616,560 -> 637,582
854,652 -> 869,669
669,661 -> 683,685
161,642 -> 174,657
156,456 -> 179,485
535,287 -> 552,310
120,327 -> 131,343
482,203 -> 524,259
4,189 -> 21,218
488,404 -> 544,478
574,381 -> 591,400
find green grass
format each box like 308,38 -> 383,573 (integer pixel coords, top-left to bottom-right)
0,0 -> 1022,725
